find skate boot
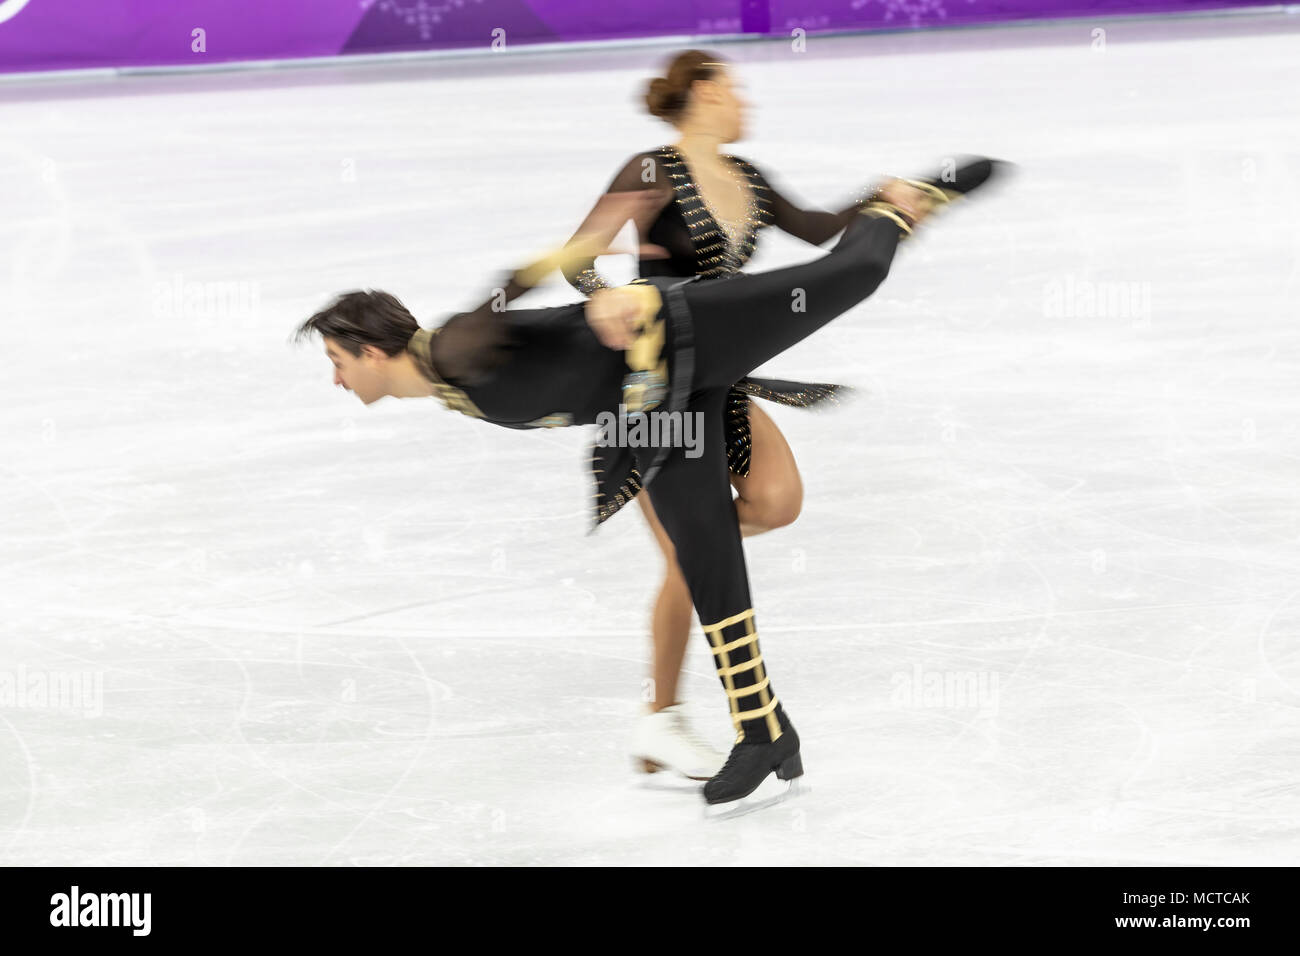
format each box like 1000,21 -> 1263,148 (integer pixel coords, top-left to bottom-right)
631,704 -> 725,781
909,155 -> 1009,201
702,710 -> 803,807
861,156 -> 1010,235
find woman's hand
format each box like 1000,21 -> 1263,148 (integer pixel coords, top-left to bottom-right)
874,179 -> 934,226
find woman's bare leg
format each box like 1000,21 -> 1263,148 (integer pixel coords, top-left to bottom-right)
637,494 -> 694,713
730,401 -> 803,537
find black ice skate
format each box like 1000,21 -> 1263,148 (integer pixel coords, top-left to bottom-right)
912,155 -> 1009,200
702,714 -> 803,811
861,156 -> 1010,235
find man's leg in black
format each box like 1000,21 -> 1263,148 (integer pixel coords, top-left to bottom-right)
682,212 -> 907,390
677,156 -> 1005,385
643,387 -> 789,747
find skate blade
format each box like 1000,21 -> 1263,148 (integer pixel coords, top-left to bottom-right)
702,776 -> 808,821
631,757 -> 715,790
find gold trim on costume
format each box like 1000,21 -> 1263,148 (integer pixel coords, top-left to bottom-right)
654,145 -> 772,281
736,698 -> 780,722
859,202 -> 914,236
407,327 -> 486,419
705,624 -> 742,742
899,178 -> 958,204
726,676 -> 770,698
524,413 -> 573,428
620,280 -> 668,414
594,465 -> 643,524
702,607 -> 755,632
708,630 -> 763,655
574,267 -> 611,296
717,657 -> 763,678
622,282 -> 665,369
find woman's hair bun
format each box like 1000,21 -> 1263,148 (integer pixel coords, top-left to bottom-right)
645,76 -> 684,120
643,50 -> 724,123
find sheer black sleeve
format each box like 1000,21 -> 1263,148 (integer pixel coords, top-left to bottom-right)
430,221 -> 620,385
750,162 -> 870,246
560,151 -> 662,295
427,272 -> 533,385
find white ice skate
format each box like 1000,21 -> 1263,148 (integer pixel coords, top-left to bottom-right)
631,704 -> 726,780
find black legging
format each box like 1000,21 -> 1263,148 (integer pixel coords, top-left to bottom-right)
644,211 -> 904,744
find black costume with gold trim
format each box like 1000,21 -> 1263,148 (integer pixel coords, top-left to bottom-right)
406,157 -> 1000,756
563,145 -> 870,483
411,207 -> 909,745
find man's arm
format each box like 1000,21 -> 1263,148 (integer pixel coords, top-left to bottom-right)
431,191 -> 665,383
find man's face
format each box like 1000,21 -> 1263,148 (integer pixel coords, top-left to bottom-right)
325,338 -> 386,405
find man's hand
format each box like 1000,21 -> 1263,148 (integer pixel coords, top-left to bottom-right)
584,286 -> 646,349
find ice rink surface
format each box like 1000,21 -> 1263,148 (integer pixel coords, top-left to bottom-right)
2,10 -> 1298,865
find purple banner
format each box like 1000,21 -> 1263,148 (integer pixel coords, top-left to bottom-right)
0,0 -> 1268,75
771,0 -> 1260,31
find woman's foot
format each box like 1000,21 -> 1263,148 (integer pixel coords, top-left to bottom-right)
631,704 -> 726,780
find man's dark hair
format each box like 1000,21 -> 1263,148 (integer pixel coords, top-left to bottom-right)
294,290 -> 419,357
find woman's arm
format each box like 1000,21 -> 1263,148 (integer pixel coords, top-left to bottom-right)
750,161 -> 872,246
560,152 -> 671,294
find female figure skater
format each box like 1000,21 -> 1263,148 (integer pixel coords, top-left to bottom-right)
563,51 -> 897,780
296,158 -> 1002,806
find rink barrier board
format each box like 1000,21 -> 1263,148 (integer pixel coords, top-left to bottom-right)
0,0 -> 1287,78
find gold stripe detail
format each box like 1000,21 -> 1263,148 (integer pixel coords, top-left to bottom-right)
717,656 -> 763,678
859,203 -> 913,235
725,676 -> 771,698
705,625 -> 743,741
701,608 -> 755,633
708,631 -> 759,656
702,607 -> 782,742
735,697 -> 780,722
899,178 -> 956,204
